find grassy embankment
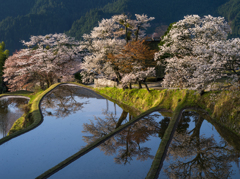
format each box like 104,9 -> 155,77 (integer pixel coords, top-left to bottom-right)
2,83 -> 240,143
0,83 -> 60,145
95,87 -> 240,136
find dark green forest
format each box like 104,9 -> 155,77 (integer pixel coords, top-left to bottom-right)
218,0 -> 240,37
0,42 -> 9,93
1,0 -> 240,53
0,0 -> 116,53
67,0 -> 228,40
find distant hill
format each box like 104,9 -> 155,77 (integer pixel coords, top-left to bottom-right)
0,0 -> 115,53
218,0 -> 240,37
1,0 -> 240,53
67,0 -> 228,40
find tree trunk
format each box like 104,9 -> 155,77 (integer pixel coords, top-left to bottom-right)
115,110 -> 128,129
138,81 -> 142,89
40,80 -> 45,90
190,116 -> 204,143
129,114 -> 132,121
129,83 -> 132,89
113,66 -> 122,83
49,77 -> 53,86
46,77 -> 51,88
125,26 -> 128,43
143,82 -> 150,92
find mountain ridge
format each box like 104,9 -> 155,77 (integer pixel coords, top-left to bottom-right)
1,0 -> 238,53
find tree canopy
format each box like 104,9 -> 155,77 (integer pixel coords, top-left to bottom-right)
154,15 -> 234,91
80,13 -> 156,90
3,34 -> 82,91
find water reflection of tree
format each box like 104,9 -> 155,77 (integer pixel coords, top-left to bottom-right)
158,112 -> 191,139
83,111 -> 163,165
162,111 -> 240,179
41,86 -> 89,118
0,98 -> 28,138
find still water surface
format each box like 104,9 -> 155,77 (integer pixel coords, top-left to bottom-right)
159,111 -> 240,178
0,85 -> 138,179
0,85 -> 239,179
49,111 -> 165,179
49,110 -> 240,179
0,97 -> 29,139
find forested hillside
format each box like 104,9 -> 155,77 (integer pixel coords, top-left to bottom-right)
0,0 -> 115,53
218,0 -> 240,37
67,0 -> 228,40
1,0 -> 240,53
0,0 -> 37,21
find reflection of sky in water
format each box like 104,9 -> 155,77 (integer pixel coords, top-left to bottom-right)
0,85 -> 137,179
0,98 -> 28,139
50,111 -> 164,179
160,111 -> 240,179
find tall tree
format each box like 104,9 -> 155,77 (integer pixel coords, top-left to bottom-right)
0,42 -> 9,93
80,13 -> 155,86
107,40 -> 156,90
3,34 -> 82,91
154,15 -> 232,91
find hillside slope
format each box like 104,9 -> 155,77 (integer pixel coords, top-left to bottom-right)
1,0 -> 239,53
67,0 -> 228,40
0,0 -> 115,53
218,0 -> 240,37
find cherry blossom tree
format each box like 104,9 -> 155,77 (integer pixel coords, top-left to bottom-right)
208,38 -> 240,89
107,40 -> 157,90
3,33 -> 82,91
154,15 -> 232,91
80,14 -> 155,84
121,67 -> 156,91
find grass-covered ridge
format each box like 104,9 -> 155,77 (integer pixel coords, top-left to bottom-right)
0,84 -> 59,145
1,83 -> 239,145
0,83 -> 141,145
95,87 -> 240,136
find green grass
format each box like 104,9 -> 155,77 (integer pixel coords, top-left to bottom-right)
95,87 -> 240,136
7,89 -> 45,135
2,83 -> 240,143
0,90 -> 33,97
0,83 -> 60,145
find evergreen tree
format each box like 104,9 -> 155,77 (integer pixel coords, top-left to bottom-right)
0,42 -> 9,93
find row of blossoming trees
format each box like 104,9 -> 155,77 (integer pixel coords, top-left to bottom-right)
3,13 -> 240,92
